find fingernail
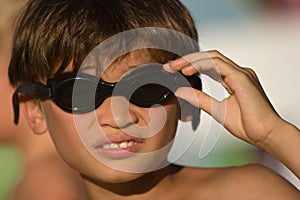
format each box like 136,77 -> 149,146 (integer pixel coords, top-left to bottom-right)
163,62 -> 175,73
174,87 -> 185,98
163,62 -> 170,68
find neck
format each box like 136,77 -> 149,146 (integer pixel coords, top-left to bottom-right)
82,164 -> 182,199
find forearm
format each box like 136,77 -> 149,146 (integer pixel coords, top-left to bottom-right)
262,120 -> 300,179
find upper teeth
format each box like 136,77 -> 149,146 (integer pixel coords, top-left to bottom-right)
102,141 -> 137,149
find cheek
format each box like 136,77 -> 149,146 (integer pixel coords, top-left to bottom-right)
161,102 -> 180,139
161,97 -> 181,130
144,101 -> 180,149
41,101 -> 87,165
42,101 -> 75,137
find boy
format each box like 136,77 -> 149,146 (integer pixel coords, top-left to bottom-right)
8,0 -> 300,199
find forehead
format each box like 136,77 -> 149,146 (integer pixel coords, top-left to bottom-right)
81,50 -> 155,82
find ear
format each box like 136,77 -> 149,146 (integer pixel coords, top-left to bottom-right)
20,98 -> 48,135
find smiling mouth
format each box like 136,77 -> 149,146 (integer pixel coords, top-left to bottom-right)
102,140 -> 141,149
95,139 -> 144,159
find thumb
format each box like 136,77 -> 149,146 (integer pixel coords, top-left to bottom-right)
175,87 -> 221,121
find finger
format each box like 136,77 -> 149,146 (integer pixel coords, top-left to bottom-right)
206,50 -> 240,68
242,68 -> 275,109
167,51 -> 264,99
163,52 -> 210,73
163,51 -> 213,73
175,87 -> 222,122
178,57 -> 266,107
202,52 -> 264,92
178,57 -> 230,82
164,50 -> 239,73
163,59 -> 191,73
183,56 -> 259,94
165,52 -> 238,81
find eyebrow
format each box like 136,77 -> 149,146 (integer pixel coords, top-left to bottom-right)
101,63 -> 142,81
78,65 -> 102,77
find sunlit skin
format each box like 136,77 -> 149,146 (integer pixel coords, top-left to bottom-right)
32,51 -> 181,198
21,50 -> 300,199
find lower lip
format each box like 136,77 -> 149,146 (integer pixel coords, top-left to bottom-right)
95,143 -> 143,159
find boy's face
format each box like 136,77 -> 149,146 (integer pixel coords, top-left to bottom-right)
39,51 -> 180,183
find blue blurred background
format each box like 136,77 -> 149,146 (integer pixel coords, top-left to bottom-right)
1,0 -> 300,199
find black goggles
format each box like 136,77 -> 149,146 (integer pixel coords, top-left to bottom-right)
12,64 -> 202,125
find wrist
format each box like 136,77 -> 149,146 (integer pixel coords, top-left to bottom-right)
261,118 -> 292,149
260,119 -> 300,168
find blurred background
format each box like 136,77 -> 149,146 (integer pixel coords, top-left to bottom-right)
0,0 -> 300,199
0,0 -> 28,199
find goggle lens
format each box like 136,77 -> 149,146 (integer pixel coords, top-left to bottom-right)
12,64 -> 202,125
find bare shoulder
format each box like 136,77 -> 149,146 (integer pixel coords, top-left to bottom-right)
216,164 -> 299,199
175,164 -> 300,200
225,164 -> 300,199
10,154 -> 86,200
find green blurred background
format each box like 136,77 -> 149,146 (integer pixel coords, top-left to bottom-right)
0,147 -> 21,200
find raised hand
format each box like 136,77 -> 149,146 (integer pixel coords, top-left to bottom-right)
164,50 -> 300,178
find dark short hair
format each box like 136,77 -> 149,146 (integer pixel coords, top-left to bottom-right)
9,0 -> 199,86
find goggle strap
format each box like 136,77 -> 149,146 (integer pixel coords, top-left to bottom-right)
12,83 -> 49,124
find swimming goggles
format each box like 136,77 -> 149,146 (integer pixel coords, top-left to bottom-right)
12,64 -> 202,126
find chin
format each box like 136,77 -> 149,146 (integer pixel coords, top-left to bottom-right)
83,167 -> 145,184
105,171 -> 145,184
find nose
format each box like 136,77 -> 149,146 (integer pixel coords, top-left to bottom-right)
96,96 -> 138,129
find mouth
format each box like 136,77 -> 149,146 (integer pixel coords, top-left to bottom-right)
94,136 -> 144,159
